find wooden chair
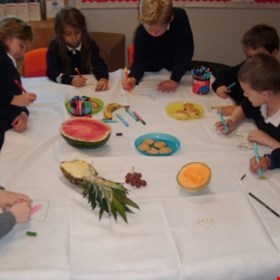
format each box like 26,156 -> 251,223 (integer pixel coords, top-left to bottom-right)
127,43 -> 135,69
22,47 -> 48,77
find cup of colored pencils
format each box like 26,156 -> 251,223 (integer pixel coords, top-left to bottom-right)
191,66 -> 212,95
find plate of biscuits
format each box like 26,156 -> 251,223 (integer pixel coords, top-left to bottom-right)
135,133 -> 180,156
166,101 -> 203,120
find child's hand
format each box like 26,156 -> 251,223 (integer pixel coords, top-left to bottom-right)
95,78 -> 109,91
11,112 -> 28,132
72,76 -> 87,87
122,77 -> 136,92
215,119 -> 234,134
216,86 -> 229,99
11,93 -> 36,107
0,190 -> 31,210
8,200 -> 32,224
157,80 -> 178,93
249,155 -> 270,173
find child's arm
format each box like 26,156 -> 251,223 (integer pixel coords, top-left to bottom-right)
157,80 -> 178,93
215,105 -> 245,134
247,129 -> 280,149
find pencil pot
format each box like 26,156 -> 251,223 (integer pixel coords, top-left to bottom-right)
192,77 -> 210,95
70,96 -> 92,118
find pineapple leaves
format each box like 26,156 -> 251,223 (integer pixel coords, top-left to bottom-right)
60,160 -> 139,223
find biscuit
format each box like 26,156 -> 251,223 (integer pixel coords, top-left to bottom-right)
154,141 -> 166,149
143,138 -> 154,145
138,143 -> 150,151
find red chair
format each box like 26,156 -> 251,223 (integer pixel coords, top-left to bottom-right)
127,44 -> 135,69
22,47 -> 48,77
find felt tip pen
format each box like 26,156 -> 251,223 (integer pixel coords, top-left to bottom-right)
133,111 -> 146,125
125,108 -> 138,121
116,113 -> 129,127
253,143 -> 264,178
227,82 -> 237,90
217,109 -> 229,133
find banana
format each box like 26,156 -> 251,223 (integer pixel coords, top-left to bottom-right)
103,103 -> 129,120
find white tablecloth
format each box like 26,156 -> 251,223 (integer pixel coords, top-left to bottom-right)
0,70 -> 279,280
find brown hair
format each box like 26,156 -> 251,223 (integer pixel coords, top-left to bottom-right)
0,16 -> 33,50
54,7 -> 92,73
238,53 -> 280,93
241,24 -> 279,53
139,0 -> 173,26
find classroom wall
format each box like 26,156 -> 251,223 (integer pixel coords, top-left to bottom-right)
79,6 -> 280,66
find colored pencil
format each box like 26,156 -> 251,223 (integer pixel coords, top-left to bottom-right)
14,79 -> 27,93
74,67 -> 83,78
248,192 -> 280,218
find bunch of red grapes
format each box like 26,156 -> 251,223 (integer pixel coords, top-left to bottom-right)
125,170 -> 147,188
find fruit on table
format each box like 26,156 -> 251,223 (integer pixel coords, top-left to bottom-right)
103,103 -> 129,120
125,168 -> 147,188
60,160 -> 139,222
60,117 -> 111,148
177,162 -> 211,192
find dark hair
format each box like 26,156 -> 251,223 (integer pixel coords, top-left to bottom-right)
238,53 -> 280,93
0,16 -> 33,50
241,24 -> 279,53
54,7 -> 92,73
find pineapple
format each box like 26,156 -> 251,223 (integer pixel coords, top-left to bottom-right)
60,160 -> 139,223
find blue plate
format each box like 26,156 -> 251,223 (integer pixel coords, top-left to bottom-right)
135,133 -> 180,156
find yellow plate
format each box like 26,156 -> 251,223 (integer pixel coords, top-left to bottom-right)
166,101 -> 204,120
65,97 -> 104,115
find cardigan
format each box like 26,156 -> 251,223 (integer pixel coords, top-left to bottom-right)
129,8 -> 194,84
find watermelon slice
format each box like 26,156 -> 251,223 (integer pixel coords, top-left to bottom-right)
60,118 -> 111,148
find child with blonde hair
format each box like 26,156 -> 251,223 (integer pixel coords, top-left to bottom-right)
215,53 -> 280,172
123,0 -> 194,93
47,7 -> 109,91
0,16 -> 37,150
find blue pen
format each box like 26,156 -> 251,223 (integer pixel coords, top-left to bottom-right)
253,143 -> 265,179
217,109 -> 229,133
101,119 -> 118,123
116,113 -> 129,127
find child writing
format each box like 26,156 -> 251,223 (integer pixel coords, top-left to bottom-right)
0,186 -> 32,239
47,7 -> 109,91
123,0 -> 194,93
212,24 -> 279,116
0,16 -> 37,150
215,53 -> 280,172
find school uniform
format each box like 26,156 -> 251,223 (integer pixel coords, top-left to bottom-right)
0,45 -> 29,150
129,7 -> 194,84
212,62 -> 245,104
241,98 -> 280,169
46,38 -> 109,85
0,211 -> 16,239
